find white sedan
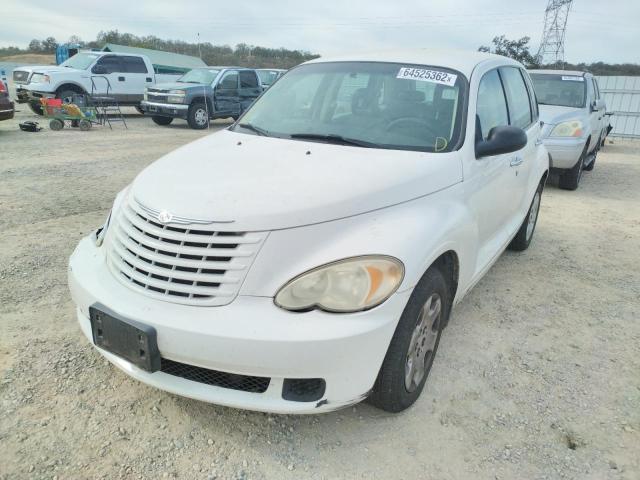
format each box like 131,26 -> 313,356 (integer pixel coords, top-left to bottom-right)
69,49 -> 549,413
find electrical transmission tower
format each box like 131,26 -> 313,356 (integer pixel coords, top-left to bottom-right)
536,0 -> 573,67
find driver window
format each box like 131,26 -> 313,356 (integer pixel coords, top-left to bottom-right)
96,56 -> 122,74
219,72 -> 239,90
476,69 -> 509,141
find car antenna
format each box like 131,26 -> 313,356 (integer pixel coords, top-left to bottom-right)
197,33 -> 210,130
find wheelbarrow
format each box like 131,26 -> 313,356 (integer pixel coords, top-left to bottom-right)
40,98 -> 98,131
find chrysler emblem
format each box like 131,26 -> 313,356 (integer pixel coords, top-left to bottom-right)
157,210 -> 173,224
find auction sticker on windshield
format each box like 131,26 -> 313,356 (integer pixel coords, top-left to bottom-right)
562,76 -> 584,81
397,67 -> 457,86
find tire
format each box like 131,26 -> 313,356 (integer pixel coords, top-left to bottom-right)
28,102 -> 43,116
559,147 -> 586,190
57,89 -> 78,104
187,102 -> 210,129
508,180 -> 543,252
368,267 -> 450,413
583,141 -> 598,172
79,119 -> 91,131
49,119 -> 64,131
151,116 -> 173,126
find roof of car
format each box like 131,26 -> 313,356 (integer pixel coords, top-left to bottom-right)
303,49 -> 521,77
528,69 -> 590,77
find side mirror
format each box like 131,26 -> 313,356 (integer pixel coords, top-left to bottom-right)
92,65 -> 107,75
476,125 -> 527,158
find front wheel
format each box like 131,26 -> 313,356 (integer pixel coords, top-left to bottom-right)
508,180 -> 543,251
187,102 -> 210,129
151,116 -> 173,126
368,267 -> 450,413
49,119 -> 64,131
559,149 -> 585,190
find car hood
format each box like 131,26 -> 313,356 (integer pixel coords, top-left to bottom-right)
151,81 -> 209,91
539,104 -> 587,126
130,129 -> 463,231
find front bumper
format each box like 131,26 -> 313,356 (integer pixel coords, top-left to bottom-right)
15,87 -> 55,104
140,100 -> 189,119
543,136 -> 587,170
68,236 -> 408,414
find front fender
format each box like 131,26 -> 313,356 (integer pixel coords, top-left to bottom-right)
240,183 -> 477,304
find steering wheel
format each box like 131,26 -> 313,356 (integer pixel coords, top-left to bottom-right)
385,116 -> 439,138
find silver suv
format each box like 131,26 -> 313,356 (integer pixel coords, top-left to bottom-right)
529,70 -> 608,190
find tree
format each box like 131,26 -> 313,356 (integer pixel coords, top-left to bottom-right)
479,36 -> 538,67
28,39 -> 42,53
40,37 -> 57,53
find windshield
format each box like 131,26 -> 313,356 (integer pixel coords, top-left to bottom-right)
60,53 -> 101,70
234,62 -> 467,152
257,70 -> 282,86
177,69 -> 220,84
530,73 -> 586,108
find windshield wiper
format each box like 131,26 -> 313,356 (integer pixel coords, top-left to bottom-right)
289,133 -> 377,148
237,122 -> 270,136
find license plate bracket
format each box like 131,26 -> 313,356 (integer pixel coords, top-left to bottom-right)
89,304 -> 160,372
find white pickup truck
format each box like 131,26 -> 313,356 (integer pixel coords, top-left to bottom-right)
13,51 -> 181,115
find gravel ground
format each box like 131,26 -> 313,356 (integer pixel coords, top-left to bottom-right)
1,103 -> 639,480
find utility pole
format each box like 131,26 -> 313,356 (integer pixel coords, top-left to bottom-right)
536,0 -> 573,68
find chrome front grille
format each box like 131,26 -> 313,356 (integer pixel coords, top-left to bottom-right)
106,198 -> 267,306
146,89 -> 169,103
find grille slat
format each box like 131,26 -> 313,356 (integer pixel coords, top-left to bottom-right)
111,254 -> 236,297
106,198 -> 266,306
122,205 -> 261,245
117,221 -> 255,259
111,241 -> 239,284
113,228 -> 247,271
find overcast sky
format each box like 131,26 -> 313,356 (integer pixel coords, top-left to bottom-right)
2,0 -> 638,63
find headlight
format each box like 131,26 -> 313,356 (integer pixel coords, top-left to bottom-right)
167,89 -> 186,104
274,256 -> 404,313
550,120 -> 584,137
30,73 -> 50,84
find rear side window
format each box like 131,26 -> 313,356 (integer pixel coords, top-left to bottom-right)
220,71 -> 239,89
592,78 -> 600,99
476,69 -> 509,140
122,56 -> 148,74
500,67 -> 533,130
96,56 -> 123,74
239,71 -> 259,88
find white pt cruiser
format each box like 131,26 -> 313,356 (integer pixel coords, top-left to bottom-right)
69,50 -> 549,414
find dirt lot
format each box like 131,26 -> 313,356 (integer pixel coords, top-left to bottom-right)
1,103 -> 638,480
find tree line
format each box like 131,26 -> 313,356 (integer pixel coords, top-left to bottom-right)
479,35 -> 640,76
0,30 -> 319,69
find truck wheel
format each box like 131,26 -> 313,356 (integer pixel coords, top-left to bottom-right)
151,116 -> 173,126
508,180 -> 543,252
559,146 -> 587,191
29,102 -> 44,116
368,267 -> 450,413
187,102 -> 210,129
49,119 -> 64,131
57,89 -> 78,104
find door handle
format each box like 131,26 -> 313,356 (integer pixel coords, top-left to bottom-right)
118,76 -> 125,81
535,138 -> 544,146
510,156 -> 524,167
